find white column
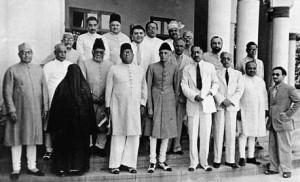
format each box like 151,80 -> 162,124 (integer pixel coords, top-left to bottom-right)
271,7 -> 290,72
288,33 -> 297,86
235,0 -> 260,67
207,0 -> 232,52
0,0 -> 65,103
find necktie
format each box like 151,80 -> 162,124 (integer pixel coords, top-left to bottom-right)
272,86 -> 278,98
225,69 -> 229,85
196,63 -> 202,90
137,43 -> 141,65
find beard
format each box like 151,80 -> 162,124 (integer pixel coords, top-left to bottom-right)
212,47 -> 222,53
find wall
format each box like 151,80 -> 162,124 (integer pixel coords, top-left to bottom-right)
65,0 -> 195,36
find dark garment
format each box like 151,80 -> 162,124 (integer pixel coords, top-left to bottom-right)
47,64 -> 97,173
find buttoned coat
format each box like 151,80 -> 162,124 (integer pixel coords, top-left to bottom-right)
145,61 -> 179,138
267,82 -> 300,131
181,61 -> 219,115
214,68 -> 244,111
105,63 -> 147,136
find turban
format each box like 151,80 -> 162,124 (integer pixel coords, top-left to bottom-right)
120,43 -> 132,53
109,13 -> 121,23
167,20 -> 185,30
159,43 -> 172,51
18,42 -> 32,52
93,38 -> 105,50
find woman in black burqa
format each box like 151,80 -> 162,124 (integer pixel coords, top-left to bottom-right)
47,64 -> 97,176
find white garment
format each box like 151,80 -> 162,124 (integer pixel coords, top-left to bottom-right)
43,59 -> 72,104
11,145 -> 36,171
131,41 -> 156,73
164,38 -> 174,51
149,137 -> 169,164
203,51 -> 224,71
236,57 -> 264,79
109,135 -> 139,168
76,32 -> 110,61
188,104 -> 212,168
143,36 -> 163,62
103,32 -> 130,65
214,110 -> 237,163
239,75 -> 268,137
239,135 -> 255,158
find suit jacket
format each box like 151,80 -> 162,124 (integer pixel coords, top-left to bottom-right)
268,82 -> 300,131
214,68 -> 244,111
181,60 -> 219,115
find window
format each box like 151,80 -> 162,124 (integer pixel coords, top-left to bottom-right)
150,16 -> 174,40
68,7 -> 112,34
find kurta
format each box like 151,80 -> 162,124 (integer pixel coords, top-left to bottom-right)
3,63 -> 49,146
145,61 -> 178,138
239,75 -> 268,137
103,32 -> 130,65
43,59 -> 72,104
143,36 -> 163,63
105,63 -> 147,136
78,58 -> 112,122
131,41 -> 156,72
40,48 -> 82,66
76,32 -> 110,61
236,57 -> 264,79
203,51 -> 224,71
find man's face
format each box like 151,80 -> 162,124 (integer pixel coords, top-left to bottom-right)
62,34 -> 74,49
246,45 -> 257,58
220,53 -> 232,68
191,47 -> 203,62
87,20 -> 98,34
245,62 -> 257,77
92,48 -> 105,62
110,21 -> 121,34
18,49 -> 33,63
168,28 -> 180,40
54,45 -> 67,61
211,37 -> 222,54
159,50 -> 171,62
183,32 -> 193,46
174,39 -> 185,56
146,23 -> 158,38
132,29 -> 145,44
121,49 -> 133,64
272,69 -> 285,84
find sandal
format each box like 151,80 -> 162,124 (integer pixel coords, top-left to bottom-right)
110,168 -> 120,174
128,167 -> 137,173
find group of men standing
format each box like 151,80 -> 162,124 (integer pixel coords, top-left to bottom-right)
2,12 -> 300,181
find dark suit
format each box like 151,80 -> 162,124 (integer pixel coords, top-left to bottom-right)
268,82 -> 300,172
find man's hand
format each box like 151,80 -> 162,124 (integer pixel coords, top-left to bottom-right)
105,107 -> 110,117
140,105 -> 146,116
194,95 -> 203,102
9,112 -> 17,124
221,99 -> 232,107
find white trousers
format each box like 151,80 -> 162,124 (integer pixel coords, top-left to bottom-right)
188,110 -> 212,168
214,110 -> 237,163
90,134 -> 107,149
149,137 -> 169,164
109,135 -> 139,169
239,134 -> 255,158
11,145 -> 37,171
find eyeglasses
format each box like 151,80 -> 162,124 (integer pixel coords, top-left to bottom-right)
272,73 -> 281,77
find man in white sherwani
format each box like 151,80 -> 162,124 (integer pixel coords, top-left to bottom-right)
213,52 -> 244,169
143,21 -> 163,62
105,43 -> 147,174
43,44 -> 72,160
181,45 -> 219,172
238,61 -> 268,166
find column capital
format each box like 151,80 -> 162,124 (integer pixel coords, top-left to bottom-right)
289,33 -> 297,40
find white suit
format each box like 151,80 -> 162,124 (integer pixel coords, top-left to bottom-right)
213,67 -> 244,163
181,60 -> 218,168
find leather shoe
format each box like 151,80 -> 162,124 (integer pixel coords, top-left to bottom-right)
213,162 -> 221,168
188,167 -> 195,172
27,169 -> 45,176
264,169 -> 279,175
239,158 -> 246,166
246,158 -> 261,165
10,172 -> 20,181
225,162 -> 239,169
283,172 -> 292,178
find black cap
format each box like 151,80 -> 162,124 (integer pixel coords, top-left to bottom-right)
93,38 -> 105,50
159,42 -> 172,51
110,13 -> 121,23
120,43 -> 132,53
